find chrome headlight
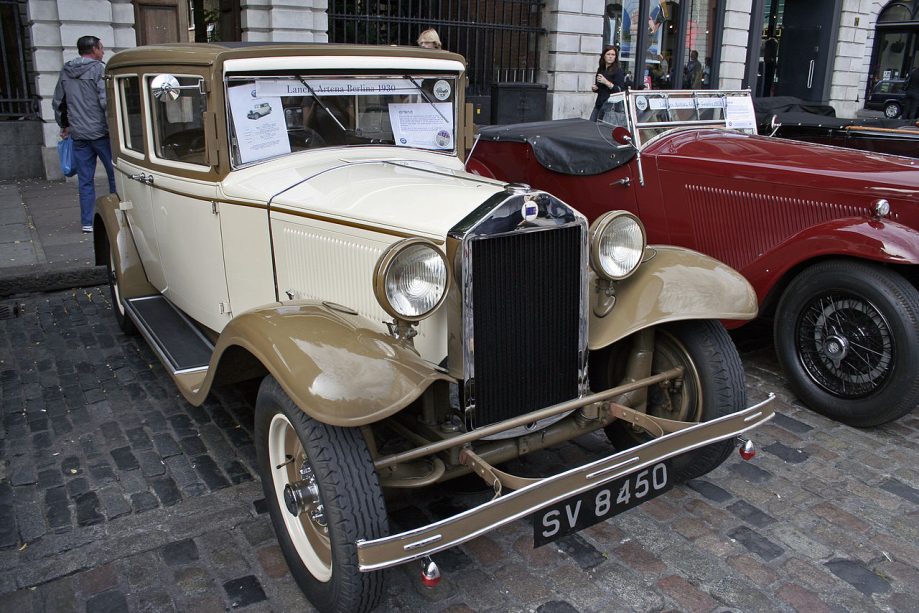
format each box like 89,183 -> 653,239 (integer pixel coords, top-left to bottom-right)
374,238 -> 449,321
589,211 -> 646,280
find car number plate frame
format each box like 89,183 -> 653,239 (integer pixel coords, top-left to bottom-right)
533,460 -> 673,547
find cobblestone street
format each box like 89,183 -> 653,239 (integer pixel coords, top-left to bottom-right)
1,286 -> 918,612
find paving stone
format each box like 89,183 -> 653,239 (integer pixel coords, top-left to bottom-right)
109,447 -> 139,471
727,526 -> 784,561
162,538 -> 199,566
85,589 -> 128,613
656,574 -> 718,613
726,554 -> 780,587
684,480 -> 732,503
556,533 -> 606,570
493,563 -> 552,604
775,582 -> 832,613
727,500 -> 777,528
763,442 -> 810,464
879,479 -> 919,506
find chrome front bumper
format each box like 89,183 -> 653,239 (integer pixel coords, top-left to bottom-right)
357,394 -> 775,571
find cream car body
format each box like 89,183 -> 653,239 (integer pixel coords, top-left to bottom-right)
93,43 -> 774,613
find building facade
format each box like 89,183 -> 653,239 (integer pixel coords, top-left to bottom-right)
4,0 -> 907,180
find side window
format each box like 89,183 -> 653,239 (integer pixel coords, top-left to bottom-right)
148,75 -> 208,166
118,76 -> 144,154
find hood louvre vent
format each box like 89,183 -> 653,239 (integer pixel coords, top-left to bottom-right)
685,185 -> 866,272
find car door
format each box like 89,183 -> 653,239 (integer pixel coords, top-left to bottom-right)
112,74 -> 167,290
144,72 -> 231,333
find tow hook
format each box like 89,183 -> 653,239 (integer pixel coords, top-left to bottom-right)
738,437 -> 755,460
421,556 -> 441,587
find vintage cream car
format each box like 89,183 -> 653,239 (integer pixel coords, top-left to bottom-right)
94,43 -> 774,613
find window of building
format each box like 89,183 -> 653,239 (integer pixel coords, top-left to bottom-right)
601,1 -> 718,90
870,0 -> 919,96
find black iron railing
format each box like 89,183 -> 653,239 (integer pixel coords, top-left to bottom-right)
328,0 -> 546,96
0,0 -> 38,119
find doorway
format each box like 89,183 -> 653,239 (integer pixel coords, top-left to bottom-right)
758,0 -> 842,102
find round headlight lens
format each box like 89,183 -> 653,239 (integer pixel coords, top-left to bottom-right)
590,211 -> 646,280
375,240 -> 449,320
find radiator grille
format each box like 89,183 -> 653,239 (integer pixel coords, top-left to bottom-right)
469,226 -> 582,426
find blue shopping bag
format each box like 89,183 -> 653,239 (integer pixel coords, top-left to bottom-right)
58,136 -> 76,177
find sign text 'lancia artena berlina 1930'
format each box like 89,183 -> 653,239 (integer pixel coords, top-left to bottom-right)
94,43 -> 774,613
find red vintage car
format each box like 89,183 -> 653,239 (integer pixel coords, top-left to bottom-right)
467,89 -> 919,427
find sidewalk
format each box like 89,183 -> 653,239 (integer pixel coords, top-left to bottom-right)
0,178 -> 107,298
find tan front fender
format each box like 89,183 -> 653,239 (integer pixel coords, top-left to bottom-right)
589,245 -> 758,350
200,302 -> 453,427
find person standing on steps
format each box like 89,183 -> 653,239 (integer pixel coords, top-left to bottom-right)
52,35 -> 117,233
590,45 -> 626,122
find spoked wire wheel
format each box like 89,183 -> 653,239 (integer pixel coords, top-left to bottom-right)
775,260 -> 919,427
794,291 -> 893,398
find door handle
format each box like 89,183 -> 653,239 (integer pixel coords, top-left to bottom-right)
807,60 -> 815,89
129,173 -> 154,185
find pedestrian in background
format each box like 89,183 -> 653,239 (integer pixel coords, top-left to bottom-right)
685,50 -> 703,89
417,29 -> 442,50
901,64 -> 919,120
590,45 -> 625,122
52,35 -> 116,233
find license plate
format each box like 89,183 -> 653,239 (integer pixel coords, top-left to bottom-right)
533,461 -> 673,547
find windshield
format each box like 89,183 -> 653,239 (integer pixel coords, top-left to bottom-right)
225,74 -> 458,166
598,90 -> 757,148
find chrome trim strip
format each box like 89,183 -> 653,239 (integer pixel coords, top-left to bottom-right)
357,394 -> 775,571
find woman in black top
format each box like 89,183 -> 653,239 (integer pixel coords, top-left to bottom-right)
590,45 -> 626,122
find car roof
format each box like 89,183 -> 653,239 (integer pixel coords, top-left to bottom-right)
106,42 -> 466,71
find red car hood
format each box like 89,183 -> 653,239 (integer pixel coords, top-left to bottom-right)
651,129 -> 919,205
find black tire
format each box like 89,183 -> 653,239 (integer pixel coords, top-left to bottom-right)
590,320 -> 746,482
884,101 -> 902,119
103,234 -> 138,336
254,376 -> 388,613
774,260 -> 919,427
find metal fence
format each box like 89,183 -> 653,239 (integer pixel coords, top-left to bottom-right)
0,0 -> 38,119
328,0 -> 546,96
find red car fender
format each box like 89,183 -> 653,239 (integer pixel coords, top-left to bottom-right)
742,217 -> 919,301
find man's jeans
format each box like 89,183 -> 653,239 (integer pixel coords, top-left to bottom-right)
73,137 -> 116,227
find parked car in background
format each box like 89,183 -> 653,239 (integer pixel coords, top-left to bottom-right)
468,89 -> 919,428
865,78 -> 907,118
753,95 -> 919,159
95,45 -> 774,613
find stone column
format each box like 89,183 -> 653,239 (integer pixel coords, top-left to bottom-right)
241,0 -> 328,43
27,0 -> 135,180
719,0 -> 751,91
543,0 -> 605,120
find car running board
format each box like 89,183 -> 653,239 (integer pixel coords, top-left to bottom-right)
123,296 -> 214,375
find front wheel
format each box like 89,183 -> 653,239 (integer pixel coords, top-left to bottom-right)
884,100 -> 903,119
774,260 -> 919,427
589,320 -> 747,482
254,376 -> 388,613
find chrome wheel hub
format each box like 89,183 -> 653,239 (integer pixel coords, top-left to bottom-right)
822,334 -> 848,367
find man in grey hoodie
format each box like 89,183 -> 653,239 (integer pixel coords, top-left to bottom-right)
52,36 -> 117,233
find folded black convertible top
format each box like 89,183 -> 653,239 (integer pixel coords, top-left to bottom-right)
476,118 -> 636,176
